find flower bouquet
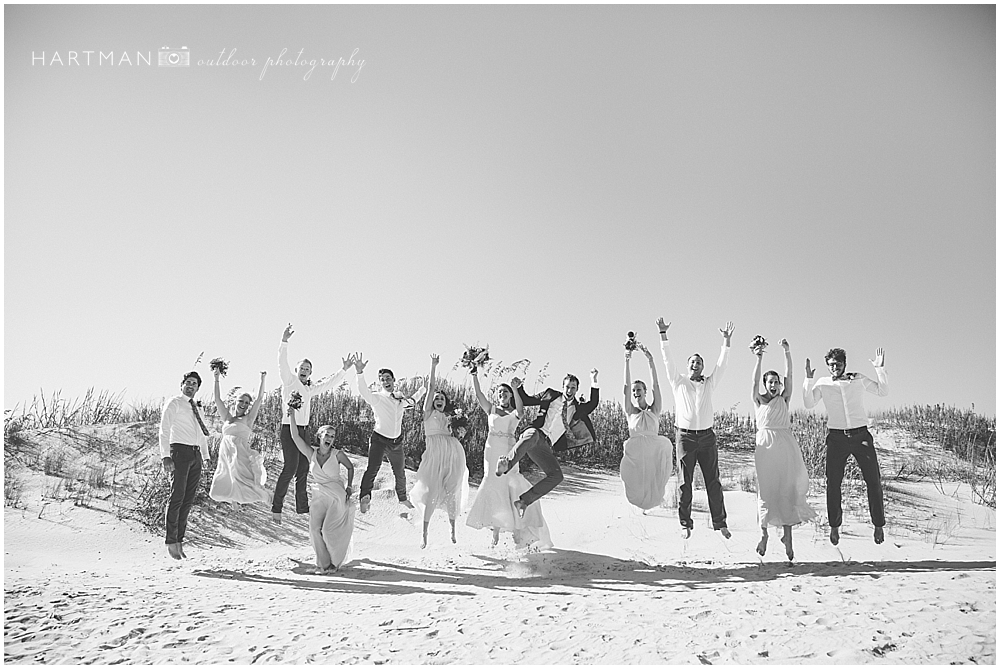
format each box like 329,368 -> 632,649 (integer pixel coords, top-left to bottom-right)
456,343 -> 491,373
287,391 -> 303,411
624,331 -> 640,352
749,335 -> 768,355
448,408 -> 470,440
209,357 -> 229,377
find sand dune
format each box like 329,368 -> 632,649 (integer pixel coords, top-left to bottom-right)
4,445 -> 996,665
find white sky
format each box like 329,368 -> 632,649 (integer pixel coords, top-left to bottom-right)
4,4 -> 995,415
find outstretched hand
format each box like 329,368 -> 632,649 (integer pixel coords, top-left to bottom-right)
282,323 -> 294,342
805,358 -> 815,379
353,353 -> 368,373
655,317 -> 670,334
870,348 -> 885,368
430,353 -> 440,366
341,354 -> 355,371
720,321 -> 735,342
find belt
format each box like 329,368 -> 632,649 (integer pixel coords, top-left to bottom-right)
678,427 -> 713,435
828,426 -> 869,437
489,431 -> 516,439
170,443 -> 200,449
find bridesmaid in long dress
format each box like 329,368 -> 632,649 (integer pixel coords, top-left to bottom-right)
619,344 -> 674,511
209,369 -> 270,505
410,354 -> 470,549
465,368 -> 552,549
751,338 -> 817,561
288,408 -> 356,573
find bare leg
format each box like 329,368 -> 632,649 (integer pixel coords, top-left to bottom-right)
874,526 -> 884,544
421,522 -> 429,549
450,518 -> 457,544
421,504 -> 433,549
830,526 -> 840,545
781,525 -> 793,561
756,527 -> 768,556
491,528 -> 500,547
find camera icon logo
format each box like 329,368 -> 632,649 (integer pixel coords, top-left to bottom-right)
158,46 -> 190,67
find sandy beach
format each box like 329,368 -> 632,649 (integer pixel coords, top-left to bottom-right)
5,427 -> 996,666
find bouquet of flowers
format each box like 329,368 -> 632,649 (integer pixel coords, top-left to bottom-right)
456,343 -> 491,373
209,357 -> 229,377
448,408 -> 470,440
749,334 -> 768,355
287,391 -> 303,411
624,331 -> 639,352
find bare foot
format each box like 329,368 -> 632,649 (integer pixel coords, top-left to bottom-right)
491,529 -> 500,547
271,512 -> 282,525
781,531 -> 794,561
681,527 -> 692,540
830,526 -> 840,545
756,532 -> 768,556
313,566 -> 330,575
874,526 -> 884,544
513,500 -> 527,518
167,543 -> 182,560
360,496 -> 370,514
496,457 -> 511,477
326,565 -> 340,574
179,542 -> 187,559
451,532 -> 457,544
421,536 -> 427,549
400,499 -> 414,509
719,527 -> 732,539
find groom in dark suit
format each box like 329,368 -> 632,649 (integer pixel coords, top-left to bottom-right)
497,369 -> 599,515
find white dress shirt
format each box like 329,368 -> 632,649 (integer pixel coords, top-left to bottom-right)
159,395 -> 209,459
279,341 -> 348,426
540,393 -> 568,444
355,371 -> 416,439
660,339 -> 729,431
803,369 -> 889,430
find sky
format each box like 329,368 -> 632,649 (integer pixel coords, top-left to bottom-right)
4,4 -> 996,417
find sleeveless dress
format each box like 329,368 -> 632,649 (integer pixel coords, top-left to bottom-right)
619,407 -> 674,510
209,419 -> 269,504
754,396 -> 817,527
410,411 -> 470,522
465,411 -> 553,549
308,449 -> 355,569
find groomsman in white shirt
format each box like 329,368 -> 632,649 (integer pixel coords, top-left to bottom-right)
803,347 -> 888,545
273,324 -> 354,523
159,371 -> 211,560
353,355 -> 424,514
656,317 -> 735,539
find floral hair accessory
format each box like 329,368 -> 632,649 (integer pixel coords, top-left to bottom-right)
749,335 -> 768,354
287,391 -> 303,411
456,344 -> 491,373
209,357 -> 229,377
624,331 -> 640,352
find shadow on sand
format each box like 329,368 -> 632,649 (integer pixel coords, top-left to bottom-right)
191,547 -> 994,596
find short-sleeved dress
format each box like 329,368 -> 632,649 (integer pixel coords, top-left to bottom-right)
754,396 -> 817,527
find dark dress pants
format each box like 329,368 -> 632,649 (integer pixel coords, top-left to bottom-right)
165,444 -> 203,544
272,424 -> 310,514
825,427 -> 885,528
359,431 -> 408,502
676,428 -> 728,530
507,428 -> 564,507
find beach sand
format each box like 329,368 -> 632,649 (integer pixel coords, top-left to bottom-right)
4,444 -> 996,665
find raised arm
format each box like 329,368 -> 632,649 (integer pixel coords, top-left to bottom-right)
213,370 -> 233,422
515,383 -> 543,407
642,345 -> 662,414
623,352 -> 637,415
336,450 -> 355,499
780,339 -> 793,402
287,408 -> 313,458
310,354 -> 355,395
471,367 -> 492,414
862,348 -> 889,397
711,321 -> 734,386
802,358 -> 822,409
578,369 -> 600,414
423,354 -> 439,420
353,354 -> 376,405
246,371 -> 268,425
655,318 -> 680,386
511,377 -> 525,419
278,323 -> 295,386
751,349 -> 766,406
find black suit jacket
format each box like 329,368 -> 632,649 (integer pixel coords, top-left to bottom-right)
516,385 -> 599,451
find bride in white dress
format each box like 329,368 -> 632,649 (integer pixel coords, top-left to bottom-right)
619,344 -> 674,510
209,370 -> 270,505
465,367 -> 552,550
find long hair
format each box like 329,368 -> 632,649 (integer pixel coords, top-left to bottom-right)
495,383 -> 515,410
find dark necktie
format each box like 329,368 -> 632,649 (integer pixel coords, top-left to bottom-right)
189,399 -> 210,437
